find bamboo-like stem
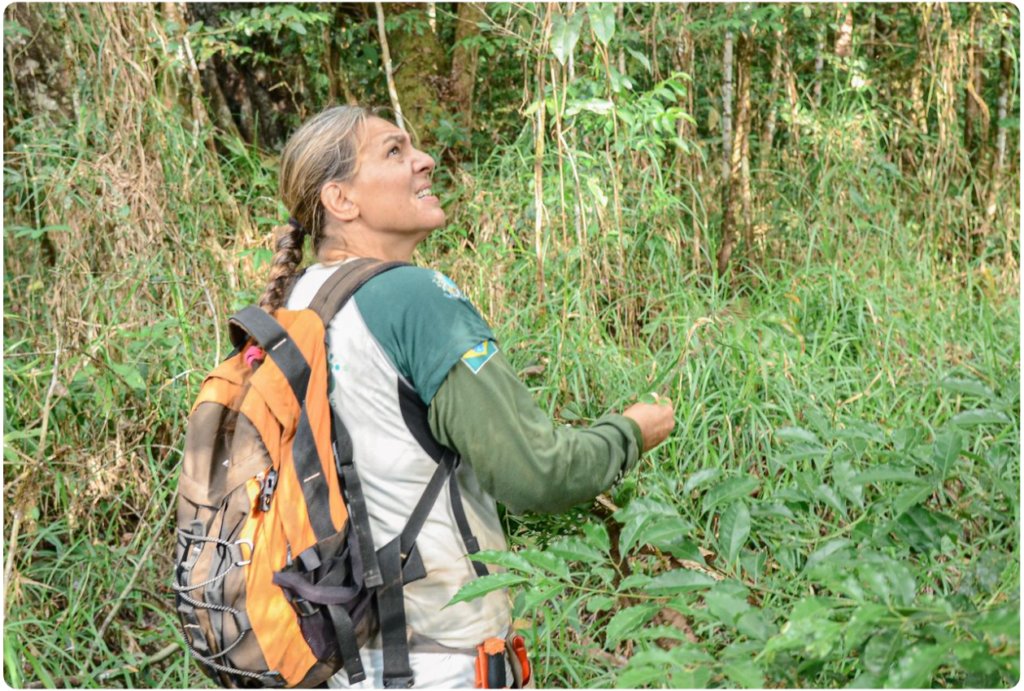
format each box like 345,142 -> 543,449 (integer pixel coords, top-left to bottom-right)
533,5 -> 552,316
3,510 -> 23,614
375,1 -> 405,131
721,31 -> 734,188
760,23 -> 783,183
813,30 -> 824,107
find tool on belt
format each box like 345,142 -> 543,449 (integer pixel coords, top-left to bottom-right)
475,635 -> 531,689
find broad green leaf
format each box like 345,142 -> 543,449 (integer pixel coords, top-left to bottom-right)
892,484 -> 934,517
864,630 -> 901,674
892,506 -> 960,553
522,582 -> 567,612
844,602 -> 888,651
718,502 -> 750,565
581,522 -> 610,553
973,607 -> 1019,639
109,361 -> 146,390
615,498 -> 678,553
931,429 -> 962,479
702,477 -> 759,513
468,549 -> 533,573
736,610 -> 775,641
445,573 -> 527,608
952,641 -> 1002,676
626,47 -> 651,73
703,587 -> 751,626
801,538 -> 852,575
548,536 -> 605,564
884,643 -> 943,688
635,516 -> 695,552
722,659 -> 764,688
643,569 -> 717,595
4,635 -> 21,689
998,376 -> 1021,407
585,595 -> 617,613
683,468 -> 722,494
951,409 -> 1011,426
606,603 -> 660,643
617,573 -> 653,591
938,376 -> 996,401
848,672 -> 883,688
814,483 -> 847,518
775,425 -> 821,445
832,459 -> 864,509
892,427 -> 926,452
565,97 -> 614,117
550,11 -> 584,66
850,465 -> 925,486
616,667 -> 668,688
587,3 -> 615,45
519,549 -> 570,580
669,665 -> 712,688
662,538 -> 707,565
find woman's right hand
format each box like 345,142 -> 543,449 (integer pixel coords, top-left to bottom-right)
623,395 -> 675,453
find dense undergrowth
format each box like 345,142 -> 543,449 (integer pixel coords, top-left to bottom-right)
4,3 -> 1020,689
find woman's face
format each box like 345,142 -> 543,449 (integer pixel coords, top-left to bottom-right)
345,116 -> 444,235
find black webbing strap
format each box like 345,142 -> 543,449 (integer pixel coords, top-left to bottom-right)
377,539 -> 413,689
327,603 -> 367,684
290,404 -> 337,542
332,411 -> 383,588
399,449 -> 457,556
397,378 -> 488,578
447,470 -> 490,578
377,450 -> 458,688
228,305 -> 311,405
308,258 -> 410,325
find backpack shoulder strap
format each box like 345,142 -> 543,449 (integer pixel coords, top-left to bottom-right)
308,258 -> 410,324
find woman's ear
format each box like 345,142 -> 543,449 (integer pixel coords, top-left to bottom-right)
321,181 -> 359,223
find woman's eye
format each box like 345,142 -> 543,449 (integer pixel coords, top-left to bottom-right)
388,146 -> 400,157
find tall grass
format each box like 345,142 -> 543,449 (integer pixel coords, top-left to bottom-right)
3,4 -> 1019,688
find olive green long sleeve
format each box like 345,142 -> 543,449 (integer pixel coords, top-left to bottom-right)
427,351 -> 643,514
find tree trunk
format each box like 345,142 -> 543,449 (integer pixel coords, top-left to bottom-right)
450,3 -> 485,132
386,2 -> 447,145
964,3 -> 986,169
721,30 -> 734,189
981,15 -> 1013,252
760,21 -> 783,181
813,30 -> 825,107
835,4 -> 853,59
375,1 -> 405,131
735,34 -> 753,256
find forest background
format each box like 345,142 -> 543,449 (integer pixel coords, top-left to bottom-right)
2,2 -> 1020,688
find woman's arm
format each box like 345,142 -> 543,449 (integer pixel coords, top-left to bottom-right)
427,351 -> 645,514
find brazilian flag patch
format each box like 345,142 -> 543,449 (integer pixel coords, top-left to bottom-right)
461,340 -> 497,374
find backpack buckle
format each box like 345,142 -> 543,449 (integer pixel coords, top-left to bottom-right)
259,469 -> 278,512
233,539 -> 254,567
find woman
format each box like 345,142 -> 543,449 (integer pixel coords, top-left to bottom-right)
260,106 -> 675,688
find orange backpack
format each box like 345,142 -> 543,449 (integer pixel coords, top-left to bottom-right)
173,259 -> 450,688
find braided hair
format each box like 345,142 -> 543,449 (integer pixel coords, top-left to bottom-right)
258,106 -> 368,312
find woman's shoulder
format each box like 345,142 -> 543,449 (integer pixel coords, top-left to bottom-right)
356,264 -> 478,311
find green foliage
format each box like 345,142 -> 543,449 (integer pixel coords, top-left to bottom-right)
4,1 -> 1020,689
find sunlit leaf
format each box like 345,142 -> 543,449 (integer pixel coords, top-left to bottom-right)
718,502 -> 750,566
445,573 -> 527,608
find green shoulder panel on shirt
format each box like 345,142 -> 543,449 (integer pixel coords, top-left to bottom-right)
354,265 -> 495,405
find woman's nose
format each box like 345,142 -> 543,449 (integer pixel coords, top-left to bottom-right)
412,147 -> 435,173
